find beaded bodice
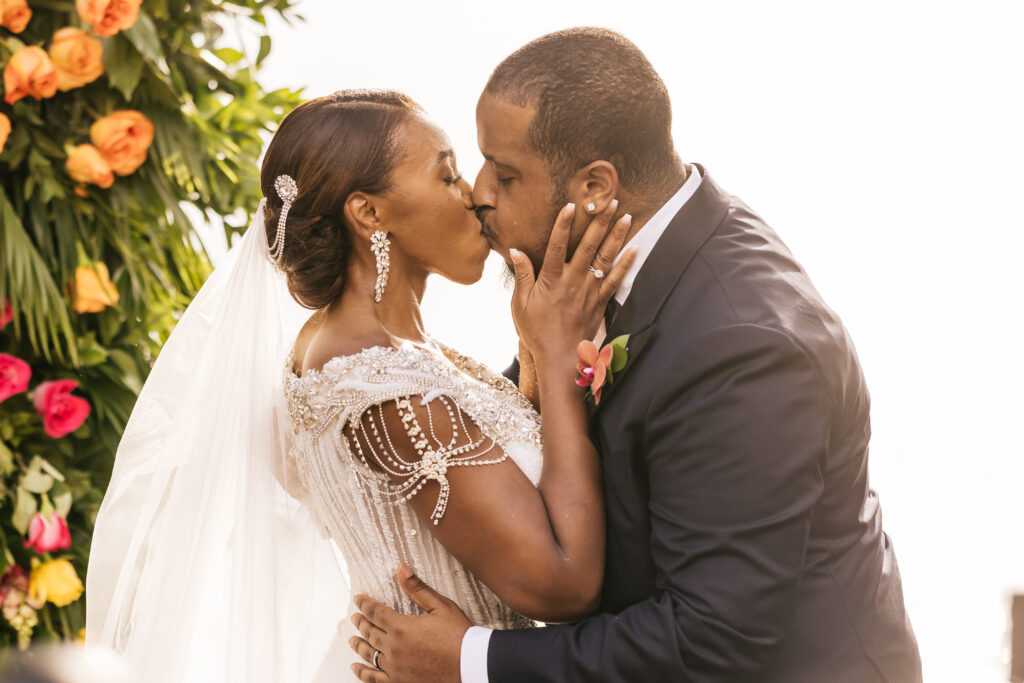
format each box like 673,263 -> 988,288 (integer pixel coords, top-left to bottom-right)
282,343 -> 541,630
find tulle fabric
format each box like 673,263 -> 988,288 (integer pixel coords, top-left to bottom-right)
86,201 -> 351,682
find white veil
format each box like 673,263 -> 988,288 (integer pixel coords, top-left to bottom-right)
86,201 -> 350,681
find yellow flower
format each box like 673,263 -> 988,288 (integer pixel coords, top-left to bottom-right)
72,262 -> 120,313
29,558 -> 84,608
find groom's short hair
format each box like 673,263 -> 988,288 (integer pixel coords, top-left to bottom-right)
486,27 -> 679,195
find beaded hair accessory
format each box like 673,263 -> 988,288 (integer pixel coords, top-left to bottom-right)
269,174 -> 298,263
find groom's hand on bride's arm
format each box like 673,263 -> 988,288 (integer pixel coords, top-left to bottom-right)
350,565 -> 471,683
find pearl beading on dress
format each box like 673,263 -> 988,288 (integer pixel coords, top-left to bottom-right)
280,343 -> 541,630
348,395 -> 506,524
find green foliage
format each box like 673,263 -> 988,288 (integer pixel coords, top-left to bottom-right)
0,0 -> 302,646
608,334 -> 630,375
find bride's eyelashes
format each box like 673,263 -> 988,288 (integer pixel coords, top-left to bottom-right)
442,159 -> 463,185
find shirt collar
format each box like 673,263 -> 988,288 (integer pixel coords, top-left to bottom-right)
611,164 -> 703,305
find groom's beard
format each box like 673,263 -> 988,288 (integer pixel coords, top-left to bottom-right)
491,187 -> 568,291
501,261 -> 516,289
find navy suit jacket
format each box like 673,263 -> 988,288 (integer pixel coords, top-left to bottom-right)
488,169 -> 922,682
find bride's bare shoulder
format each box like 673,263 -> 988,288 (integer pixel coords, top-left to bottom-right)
293,310 -> 389,376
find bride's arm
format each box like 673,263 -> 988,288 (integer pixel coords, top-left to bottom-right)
351,203 -> 633,624
348,386 -> 599,623
516,340 -> 540,410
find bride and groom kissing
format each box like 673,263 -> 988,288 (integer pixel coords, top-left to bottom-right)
87,27 -> 923,683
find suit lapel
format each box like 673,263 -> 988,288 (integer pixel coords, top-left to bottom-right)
591,167 -> 731,416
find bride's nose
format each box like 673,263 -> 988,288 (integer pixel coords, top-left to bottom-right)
458,176 -> 474,209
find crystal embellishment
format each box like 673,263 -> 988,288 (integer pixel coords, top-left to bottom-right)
279,341 -> 539,631
274,174 -> 298,203
269,174 -> 298,264
371,230 -> 391,302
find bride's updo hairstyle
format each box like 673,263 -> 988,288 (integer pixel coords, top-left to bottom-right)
260,89 -> 423,309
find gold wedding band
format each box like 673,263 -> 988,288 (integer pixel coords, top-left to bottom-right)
373,649 -> 382,670
588,266 -> 606,279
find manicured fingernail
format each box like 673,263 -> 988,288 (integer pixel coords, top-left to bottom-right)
509,248 -> 521,260
565,202 -> 575,212
623,213 -> 632,223
349,637 -> 357,648
610,199 -> 619,211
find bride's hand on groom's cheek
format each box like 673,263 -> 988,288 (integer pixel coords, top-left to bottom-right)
350,565 -> 470,683
509,200 -> 635,364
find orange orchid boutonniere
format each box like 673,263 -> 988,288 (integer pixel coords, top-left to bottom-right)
575,334 -> 629,405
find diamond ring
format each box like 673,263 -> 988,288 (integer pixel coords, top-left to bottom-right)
588,266 -> 606,279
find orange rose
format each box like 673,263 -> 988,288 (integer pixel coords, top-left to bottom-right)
66,144 -> 114,188
3,47 -> 58,106
75,0 -> 142,38
71,262 -> 119,313
49,28 -> 104,91
0,114 -> 10,157
1,0 -> 32,34
90,110 -> 154,175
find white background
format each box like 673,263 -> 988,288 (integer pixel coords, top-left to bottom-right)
233,1 -> 1024,679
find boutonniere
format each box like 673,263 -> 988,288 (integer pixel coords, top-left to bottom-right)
575,334 -> 629,405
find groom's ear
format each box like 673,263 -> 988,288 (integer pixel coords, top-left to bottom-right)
569,160 -> 619,215
343,191 -> 383,242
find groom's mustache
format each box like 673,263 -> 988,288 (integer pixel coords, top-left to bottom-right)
473,205 -> 517,287
475,206 -> 496,245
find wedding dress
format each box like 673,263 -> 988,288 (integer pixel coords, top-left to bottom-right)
284,342 -> 542,679
86,202 -> 539,682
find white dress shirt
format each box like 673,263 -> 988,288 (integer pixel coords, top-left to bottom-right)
459,165 -> 704,683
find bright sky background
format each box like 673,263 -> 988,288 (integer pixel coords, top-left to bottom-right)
226,1 -> 1023,679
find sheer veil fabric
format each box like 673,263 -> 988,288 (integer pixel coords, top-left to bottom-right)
86,201 -> 351,681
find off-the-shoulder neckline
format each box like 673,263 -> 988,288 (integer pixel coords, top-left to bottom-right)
285,342 -> 449,381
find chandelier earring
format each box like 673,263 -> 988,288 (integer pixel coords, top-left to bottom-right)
371,230 -> 391,302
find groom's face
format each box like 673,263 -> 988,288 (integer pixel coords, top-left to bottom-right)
473,92 -> 564,276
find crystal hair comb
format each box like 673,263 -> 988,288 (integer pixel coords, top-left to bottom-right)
269,174 -> 297,263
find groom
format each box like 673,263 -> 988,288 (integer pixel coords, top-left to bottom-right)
352,28 -> 922,682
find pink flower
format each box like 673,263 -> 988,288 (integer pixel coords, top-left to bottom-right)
0,299 -> 12,330
33,380 -> 90,438
0,564 -> 43,649
23,512 -> 72,554
576,340 -> 615,405
0,566 -> 29,597
0,354 -> 31,404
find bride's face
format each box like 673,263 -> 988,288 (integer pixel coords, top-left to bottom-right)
382,116 -> 488,285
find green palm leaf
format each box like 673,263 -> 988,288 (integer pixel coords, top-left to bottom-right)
0,190 -> 78,365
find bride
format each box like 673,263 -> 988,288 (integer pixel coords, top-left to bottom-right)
85,90 -> 634,681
